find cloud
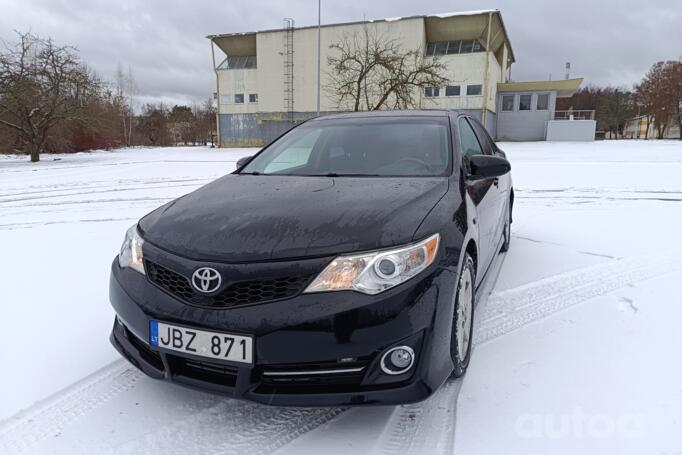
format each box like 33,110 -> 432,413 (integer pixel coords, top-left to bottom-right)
1,0 -> 679,105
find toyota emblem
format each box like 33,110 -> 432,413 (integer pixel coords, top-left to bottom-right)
191,267 -> 222,293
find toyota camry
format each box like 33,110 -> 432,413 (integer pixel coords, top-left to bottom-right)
109,110 -> 513,406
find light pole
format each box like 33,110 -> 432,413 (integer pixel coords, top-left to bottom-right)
316,0 -> 321,115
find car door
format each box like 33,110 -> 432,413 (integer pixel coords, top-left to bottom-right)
457,116 -> 498,273
469,117 -> 508,251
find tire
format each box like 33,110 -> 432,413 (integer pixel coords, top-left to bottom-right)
500,201 -> 512,253
451,254 -> 476,378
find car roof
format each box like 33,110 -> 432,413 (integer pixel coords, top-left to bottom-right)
309,110 -> 461,122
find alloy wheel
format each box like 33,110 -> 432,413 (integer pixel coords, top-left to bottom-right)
456,266 -> 474,360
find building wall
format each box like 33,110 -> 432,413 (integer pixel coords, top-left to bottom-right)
496,90 -> 557,141
422,52 -> 501,113
249,17 -> 425,114
219,112 -> 324,147
219,109 -> 497,147
546,120 -> 596,141
217,69 -> 259,114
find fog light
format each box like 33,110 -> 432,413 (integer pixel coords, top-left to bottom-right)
380,346 -> 415,375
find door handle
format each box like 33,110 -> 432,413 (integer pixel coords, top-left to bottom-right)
493,177 -> 499,187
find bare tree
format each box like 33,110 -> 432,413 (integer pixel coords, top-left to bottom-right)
193,98 -> 216,146
636,61 -> 682,139
114,63 -> 137,146
0,32 -> 99,161
137,103 -> 171,145
325,27 -> 449,111
596,87 -> 635,139
666,60 -> 682,139
635,77 -> 656,139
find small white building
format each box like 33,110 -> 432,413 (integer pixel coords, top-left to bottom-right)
208,10 -> 515,146
496,78 -> 596,141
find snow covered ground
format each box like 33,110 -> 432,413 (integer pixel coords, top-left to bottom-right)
1,141 -> 681,454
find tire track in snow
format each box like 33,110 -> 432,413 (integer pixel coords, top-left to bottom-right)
473,254 -> 682,345
0,176 -> 210,199
0,181 -> 208,205
376,380 -> 463,455
3,255 -> 681,454
0,361 -> 142,455
374,249 -> 506,455
104,404 -> 346,455
375,253 -> 682,455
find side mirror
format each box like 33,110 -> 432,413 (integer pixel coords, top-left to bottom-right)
236,156 -> 253,168
468,154 -> 510,179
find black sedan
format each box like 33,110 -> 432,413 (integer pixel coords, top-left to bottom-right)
109,110 -> 513,406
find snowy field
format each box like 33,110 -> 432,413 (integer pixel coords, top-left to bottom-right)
1,141 -> 682,454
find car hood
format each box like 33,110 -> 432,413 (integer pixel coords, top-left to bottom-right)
139,175 -> 448,262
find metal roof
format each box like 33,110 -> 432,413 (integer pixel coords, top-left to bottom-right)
207,10 -> 514,62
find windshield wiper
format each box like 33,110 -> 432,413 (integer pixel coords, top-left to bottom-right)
239,171 -> 261,175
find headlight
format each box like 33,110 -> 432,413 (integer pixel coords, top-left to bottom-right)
118,224 -> 145,275
304,233 -> 440,295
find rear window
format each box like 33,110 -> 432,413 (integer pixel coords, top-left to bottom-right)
241,117 -> 451,177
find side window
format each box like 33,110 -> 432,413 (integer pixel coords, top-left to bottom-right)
263,129 -> 321,173
536,93 -> 549,110
519,94 -> 532,111
458,118 -> 483,172
501,94 -> 514,111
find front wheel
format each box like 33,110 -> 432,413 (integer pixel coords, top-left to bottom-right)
451,254 -> 476,378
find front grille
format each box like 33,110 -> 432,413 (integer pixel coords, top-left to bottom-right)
146,260 -> 311,308
168,355 -> 238,387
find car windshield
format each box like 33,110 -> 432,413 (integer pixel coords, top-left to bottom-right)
239,117 -> 451,177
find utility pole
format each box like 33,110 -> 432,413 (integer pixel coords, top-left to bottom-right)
317,0 -> 321,115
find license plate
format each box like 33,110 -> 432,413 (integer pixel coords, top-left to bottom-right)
149,320 -> 253,364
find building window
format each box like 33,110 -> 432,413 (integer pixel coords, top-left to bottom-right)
519,94 -> 532,110
249,93 -> 258,103
460,40 -> 474,53
502,95 -> 514,111
425,42 -> 435,55
536,93 -> 549,110
217,55 -> 257,70
425,40 -> 485,56
445,85 -> 461,96
446,40 -> 462,54
467,84 -> 482,96
424,87 -> 440,97
234,94 -> 245,104
434,42 -> 448,55
219,95 -> 231,105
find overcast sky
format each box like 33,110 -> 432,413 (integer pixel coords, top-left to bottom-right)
2,0 -> 680,107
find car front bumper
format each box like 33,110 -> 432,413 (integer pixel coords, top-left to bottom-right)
109,255 -> 457,407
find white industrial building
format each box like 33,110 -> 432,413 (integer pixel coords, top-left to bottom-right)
208,10 -> 594,146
